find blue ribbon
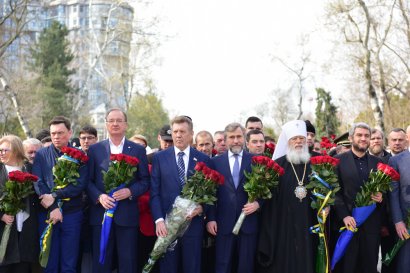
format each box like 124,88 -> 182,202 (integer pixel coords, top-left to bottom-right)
60,155 -> 80,164
311,172 -> 332,189
99,184 -> 125,264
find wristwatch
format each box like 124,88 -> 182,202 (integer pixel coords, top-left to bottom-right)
51,192 -> 58,199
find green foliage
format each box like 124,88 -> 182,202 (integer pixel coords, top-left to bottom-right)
0,180 -> 34,215
355,170 -> 392,207
306,163 -> 340,210
52,158 -> 80,188
102,159 -> 137,193
181,172 -> 218,205
315,88 -> 340,138
127,91 -> 169,147
30,21 -> 75,125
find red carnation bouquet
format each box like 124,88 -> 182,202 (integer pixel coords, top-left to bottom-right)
306,155 -> 340,273
99,153 -> 140,264
143,161 -> 224,273
0,171 -> 38,263
232,155 -> 284,235
331,163 -> 399,269
102,153 -> 140,193
263,143 -> 276,158
40,146 -> 88,267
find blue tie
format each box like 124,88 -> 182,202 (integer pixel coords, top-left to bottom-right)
177,152 -> 185,186
232,154 -> 240,188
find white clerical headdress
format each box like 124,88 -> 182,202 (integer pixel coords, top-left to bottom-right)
272,120 -> 307,160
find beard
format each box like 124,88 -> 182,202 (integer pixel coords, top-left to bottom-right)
230,145 -> 243,154
286,144 -> 311,164
369,144 -> 382,155
352,142 -> 368,153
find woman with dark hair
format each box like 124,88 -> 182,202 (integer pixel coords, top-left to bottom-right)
0,135 -> 39,273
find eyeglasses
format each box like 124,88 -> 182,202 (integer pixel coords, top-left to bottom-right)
106,119 -> 125,124
0,148 -> 11,155
79,136 -> 96,141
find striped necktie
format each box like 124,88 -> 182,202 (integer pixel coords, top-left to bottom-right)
177,151 -> 185,186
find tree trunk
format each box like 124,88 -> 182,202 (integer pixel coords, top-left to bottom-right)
0,76 -> 32,138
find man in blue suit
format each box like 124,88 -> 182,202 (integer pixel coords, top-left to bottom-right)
389,149 -> 410,273
206,122 -> 260,273
84,108 -> 150,273
34,116 -> 87,273
150,115 -> 210,273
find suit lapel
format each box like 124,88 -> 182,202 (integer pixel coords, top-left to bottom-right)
122,139 -> 133,155
187,148 -> 199,177
221,153 -> 236,191
240,152 -> 251,184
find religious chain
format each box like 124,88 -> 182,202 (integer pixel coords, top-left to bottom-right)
290,162 -> 307,202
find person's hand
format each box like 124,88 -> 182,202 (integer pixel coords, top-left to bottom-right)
39,194 -> 55,209
343,216 -> 357,230
371,192 -> 383,203
156,220 -> 168,237
243,201 -> 260,215
112,188 -> 131,201
322,207 -> 330,218
1,214 -> 14,225
206,221 -> 217,236
395,221 -> 409,240
187,205 -> 203,220
98,194 -> 116,209
49,208 -> 63,225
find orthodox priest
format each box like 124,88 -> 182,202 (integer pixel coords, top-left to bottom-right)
256,120 -> 317,273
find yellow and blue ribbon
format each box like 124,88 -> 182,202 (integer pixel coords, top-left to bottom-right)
99,184 -> 125,264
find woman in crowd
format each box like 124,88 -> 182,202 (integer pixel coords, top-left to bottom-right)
0,135 -> 39,273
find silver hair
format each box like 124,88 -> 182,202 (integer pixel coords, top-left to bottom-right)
349,122 -> 371,137
23,138 -> 42,147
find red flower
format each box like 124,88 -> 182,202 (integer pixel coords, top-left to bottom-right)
8,170 -> 38,183
377,163 -> 400,181
194,162 -> 206,172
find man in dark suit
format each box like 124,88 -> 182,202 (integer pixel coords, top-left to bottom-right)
150,115 -> 210,273
333,122 -> 383,273
84,108 -> 150,273
34,116 -> 86,273
206,122 -> 260,273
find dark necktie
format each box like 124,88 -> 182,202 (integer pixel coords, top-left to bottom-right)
177,151 -> 185,186
232,154 -> 240,188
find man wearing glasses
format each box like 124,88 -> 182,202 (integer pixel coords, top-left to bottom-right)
83,108 -> 150,273
79,125 -> 98,153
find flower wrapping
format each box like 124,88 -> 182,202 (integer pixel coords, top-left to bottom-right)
39,147 -> 88,267
0,171 -> 37,263
99,153 -> 139,264
331,163 -> 399,269
306,155 -> 340,273
142,162 -> 224,273
232,156 -> 284,235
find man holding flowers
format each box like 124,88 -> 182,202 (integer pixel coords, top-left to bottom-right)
388,146 -> 410,272
333,122 -> 382,273
206,122 -> 259,273
33,116 -> 87,273
150,115 -> 210,273
83,108 -> 150,273
257,120 -> 316,273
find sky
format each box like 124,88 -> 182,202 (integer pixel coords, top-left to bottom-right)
144,0 -> 337,135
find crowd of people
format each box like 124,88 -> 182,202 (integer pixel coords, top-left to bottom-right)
0,108 -> 409,273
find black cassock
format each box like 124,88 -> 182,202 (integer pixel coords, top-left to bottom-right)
256,155 -> 317,273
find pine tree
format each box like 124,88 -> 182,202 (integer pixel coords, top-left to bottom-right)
315,88 -> 340,137
30,21 -> 75,126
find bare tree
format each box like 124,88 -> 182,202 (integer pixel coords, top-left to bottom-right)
326,0 -> 410,131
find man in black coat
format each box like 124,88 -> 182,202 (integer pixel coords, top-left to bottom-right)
333,122 -> 383,273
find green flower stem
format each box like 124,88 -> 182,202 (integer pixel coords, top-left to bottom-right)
0,223 -> 12,263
